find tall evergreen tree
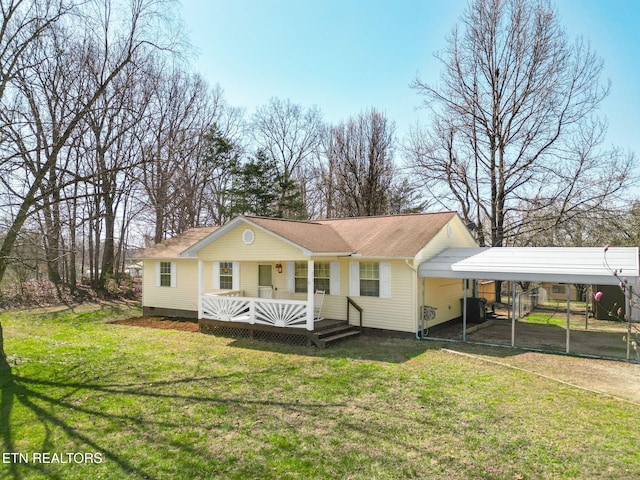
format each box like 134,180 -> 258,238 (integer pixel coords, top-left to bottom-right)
223,151 -> 278,218
223,150 -> 307,219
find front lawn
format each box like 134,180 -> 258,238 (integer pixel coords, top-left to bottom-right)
1,303 -> 639,479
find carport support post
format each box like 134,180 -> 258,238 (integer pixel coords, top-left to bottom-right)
197,260 -> 203,319
462,278 -> 467,341
626,287 -> 632,361
566,284 -> 571,354
585,285 -> 590,330
511,282 -> 516,347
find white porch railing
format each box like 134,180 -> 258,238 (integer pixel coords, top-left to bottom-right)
201,294 -> 311,330
210,289 -> 243,297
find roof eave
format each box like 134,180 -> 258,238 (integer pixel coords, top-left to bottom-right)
180,216 -> 317,257
131,256 -> 183,261
420,270 -> 631,286
347,255 -> 415,260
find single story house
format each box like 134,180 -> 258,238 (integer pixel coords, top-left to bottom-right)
135,212 -> 479,344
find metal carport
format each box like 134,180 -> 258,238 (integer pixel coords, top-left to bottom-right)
418,247 -> 640,359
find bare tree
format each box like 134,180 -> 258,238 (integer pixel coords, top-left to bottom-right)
84,58 -> 148,287
324,108 -> 396,217
407,0 -> 635,250
0,0 -> 178,364
0,0 -> 72,102
4,21 -> 94,293
137,64 -> 229,242
251,97 -> 323,218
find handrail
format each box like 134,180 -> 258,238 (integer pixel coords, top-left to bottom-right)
346,296 -> 363,331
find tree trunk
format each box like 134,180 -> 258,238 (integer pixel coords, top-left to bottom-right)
100,192 -> 116,288
154,205 -> 165,244
0,321 -> 8,370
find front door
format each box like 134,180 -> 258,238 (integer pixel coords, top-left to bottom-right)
258,264 -> 273,298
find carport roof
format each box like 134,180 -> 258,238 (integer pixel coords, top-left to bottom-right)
418,247 -> 640,286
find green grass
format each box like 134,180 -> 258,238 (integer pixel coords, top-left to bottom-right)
523,301 -> 625,332
524,311 -> 579,326
1,302 -> 639,479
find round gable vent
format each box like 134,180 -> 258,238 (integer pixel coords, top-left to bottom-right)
242,228 -> 255,245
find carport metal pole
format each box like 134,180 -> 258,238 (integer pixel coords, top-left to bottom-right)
626,287 -> 631,361
462,278 -> 467,342
197,260 -> 204,319
566,284 -> 571,354
511,281 -> 516,347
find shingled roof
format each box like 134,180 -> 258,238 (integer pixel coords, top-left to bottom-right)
318,212 -> 457,257
246,216 -> 353,253
246,212 -> 458,258
134,227 -> 218,259
136,212 -> 462,259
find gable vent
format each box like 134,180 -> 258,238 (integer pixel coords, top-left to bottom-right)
242,228 -> 255,245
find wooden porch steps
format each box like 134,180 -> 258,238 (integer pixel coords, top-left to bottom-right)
311,322 -> 360,348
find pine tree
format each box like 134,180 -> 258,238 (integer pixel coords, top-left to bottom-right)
223,150 -> 307,219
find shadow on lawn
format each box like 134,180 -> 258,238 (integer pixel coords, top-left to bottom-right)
0,364 -> 155,479
227,332 -> 527,363
11,299 -> 137,321
0,363 -> 344,480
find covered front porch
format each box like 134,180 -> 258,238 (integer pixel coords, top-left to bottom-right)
200,290 -> 318,330
195,259 -> 361,347
196,259 -> 321,331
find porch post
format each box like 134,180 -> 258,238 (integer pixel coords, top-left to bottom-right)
566,284 -> 571,354
306,259 -> 314,331
197,260 -> 203,319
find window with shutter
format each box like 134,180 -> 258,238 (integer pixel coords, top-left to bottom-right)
359,262 -> 380,297
294,262 -> 331,293
220,262 -> 233,289
159,262 -> 172,287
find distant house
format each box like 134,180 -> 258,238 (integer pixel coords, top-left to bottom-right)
541,282 -> 580,302
134,212 -> 479,344
125,262 -> 143,278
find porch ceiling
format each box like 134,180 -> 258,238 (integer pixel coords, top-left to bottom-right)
418,247 -> 640,286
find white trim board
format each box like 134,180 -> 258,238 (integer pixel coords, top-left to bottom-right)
418,247 -> 639,286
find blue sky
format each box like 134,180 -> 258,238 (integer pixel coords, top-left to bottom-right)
178,0 -> 639,158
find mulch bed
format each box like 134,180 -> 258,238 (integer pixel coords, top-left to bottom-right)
111,316 -> 200,332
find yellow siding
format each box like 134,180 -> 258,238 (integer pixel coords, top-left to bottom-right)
422,278 -> 471,327
352,260 -> 415,332
414,216 -> 478,266
198,224 -> 306,261
414,217 -> 478,328
241,263 -> 259,297
142,259 -> 199,312
286,259 -> 417,333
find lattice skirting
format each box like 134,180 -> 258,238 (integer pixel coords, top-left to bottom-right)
253,330 -> 310,346
199,319 -> 311,346
200,323 -> 251,339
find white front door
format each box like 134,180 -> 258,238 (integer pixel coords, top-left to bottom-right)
258,264 -> 273,298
